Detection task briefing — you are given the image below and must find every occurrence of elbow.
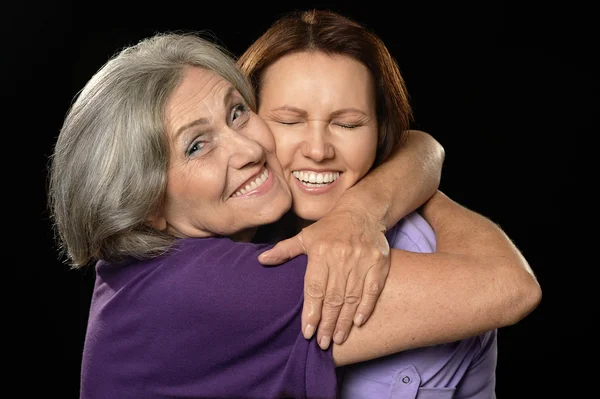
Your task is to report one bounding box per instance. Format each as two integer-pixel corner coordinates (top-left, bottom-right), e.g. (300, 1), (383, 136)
(435, 138), (446, 166)
(408, 129), (445, 168)
(423, 130), (446, 168)
(502, 266), (542, 326)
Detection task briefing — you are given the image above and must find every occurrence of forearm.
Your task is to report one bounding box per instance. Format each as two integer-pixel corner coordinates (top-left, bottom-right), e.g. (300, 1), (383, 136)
(421, 191), (542, 325)
(333, 191), (542, 366)
(332, 130), (445, 230)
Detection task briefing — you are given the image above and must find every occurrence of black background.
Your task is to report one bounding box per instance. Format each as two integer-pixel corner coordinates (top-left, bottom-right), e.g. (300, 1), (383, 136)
(11, 1), (592, 398)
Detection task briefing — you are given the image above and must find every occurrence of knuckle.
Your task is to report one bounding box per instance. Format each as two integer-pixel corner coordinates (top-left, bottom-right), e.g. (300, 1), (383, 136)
(331, 242), (351, 260)
(304, 314), (318, 323)
(336, 313), (354, 327)
(314, 241), (328, 256)
(344, 292), (361, 305)
(323, 292), (345, 308)
(370, 247), (384, 262)
(318, 313), (337, 329)
(365, 280), (382, 296)
(305, 283), (326, 300)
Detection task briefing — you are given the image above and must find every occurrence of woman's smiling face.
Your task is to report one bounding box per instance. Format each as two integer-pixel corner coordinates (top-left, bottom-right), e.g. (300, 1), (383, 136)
(151, 66), (292, 238)
(258, 51), (378, 222)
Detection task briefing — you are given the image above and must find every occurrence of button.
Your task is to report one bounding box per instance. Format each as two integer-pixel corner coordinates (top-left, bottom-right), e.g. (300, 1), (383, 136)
(402, 376), (411, 384)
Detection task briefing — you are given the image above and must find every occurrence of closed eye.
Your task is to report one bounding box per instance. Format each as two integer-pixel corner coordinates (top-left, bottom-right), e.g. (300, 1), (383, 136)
(335, 123), (360, 129)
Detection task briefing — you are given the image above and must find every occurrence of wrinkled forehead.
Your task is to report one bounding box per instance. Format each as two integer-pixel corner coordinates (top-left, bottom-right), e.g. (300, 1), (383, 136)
(165, 67), (235, 136)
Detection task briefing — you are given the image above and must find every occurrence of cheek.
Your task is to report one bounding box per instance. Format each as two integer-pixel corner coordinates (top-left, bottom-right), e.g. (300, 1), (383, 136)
(269, 128), (295, 169)
(343, 132), (378, 174)
(249, 117), (276, 153)
(247, 116), (276, 153)
(164, 164), (189, 201)
(169, 161), (225, 204)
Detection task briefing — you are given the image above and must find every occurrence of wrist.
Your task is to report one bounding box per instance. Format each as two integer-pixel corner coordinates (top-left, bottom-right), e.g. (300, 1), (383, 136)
(333, 184), (390, 230)
(420, 191), (451, 230)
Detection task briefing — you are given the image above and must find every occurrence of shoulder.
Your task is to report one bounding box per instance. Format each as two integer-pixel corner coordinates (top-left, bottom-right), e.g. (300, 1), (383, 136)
(95, 237), (309, 315)
(386, 211), (437, 253)
(91, 236), (310, 355)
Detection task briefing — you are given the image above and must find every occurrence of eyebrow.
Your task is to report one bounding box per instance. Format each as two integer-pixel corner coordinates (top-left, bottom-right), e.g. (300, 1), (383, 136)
(270, 106), (308, 117)
(174, 85), (236, 139)
(330, 108), (369, 118)
(270, 106), (367, 118)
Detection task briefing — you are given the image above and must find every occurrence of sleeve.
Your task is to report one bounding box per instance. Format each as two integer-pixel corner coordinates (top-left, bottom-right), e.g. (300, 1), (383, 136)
(453, 330), (498, 399)
(386, 211), (436, 253)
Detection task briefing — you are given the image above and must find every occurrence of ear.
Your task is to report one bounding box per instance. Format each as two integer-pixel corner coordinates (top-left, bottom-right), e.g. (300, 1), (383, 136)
(146, 212), (168, 231)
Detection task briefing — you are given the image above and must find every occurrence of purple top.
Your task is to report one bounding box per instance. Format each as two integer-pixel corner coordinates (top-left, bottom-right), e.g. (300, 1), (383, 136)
(338, 211), (498, 399)
(80, 238), (337, 398)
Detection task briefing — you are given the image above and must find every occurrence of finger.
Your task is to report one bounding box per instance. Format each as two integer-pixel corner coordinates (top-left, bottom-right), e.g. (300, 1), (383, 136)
(332, 271), (362, 345)
(315, 268), (346, 350)
(301, 256), (328, 342)
(354, 232), (390, 326)
(354, 256), (389, 327)
(258, 232), (306, 265)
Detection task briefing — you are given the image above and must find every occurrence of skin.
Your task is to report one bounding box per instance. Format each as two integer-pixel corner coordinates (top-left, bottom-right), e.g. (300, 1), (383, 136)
(149, 67), (292, 238)
(258, 52), (379, 227)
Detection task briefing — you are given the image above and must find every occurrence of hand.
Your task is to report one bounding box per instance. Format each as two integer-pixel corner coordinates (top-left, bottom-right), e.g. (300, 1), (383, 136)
(258, 209), (391, 350)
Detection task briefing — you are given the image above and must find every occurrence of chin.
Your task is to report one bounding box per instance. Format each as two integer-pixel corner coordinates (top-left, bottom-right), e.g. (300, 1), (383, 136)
(292, 205), (328, 223)
(262, 196), (292, 224)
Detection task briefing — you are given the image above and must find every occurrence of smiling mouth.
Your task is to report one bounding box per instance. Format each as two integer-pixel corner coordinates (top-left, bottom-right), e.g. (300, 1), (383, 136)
(292, 170), (340, 187)
(231, 168), (269, 197)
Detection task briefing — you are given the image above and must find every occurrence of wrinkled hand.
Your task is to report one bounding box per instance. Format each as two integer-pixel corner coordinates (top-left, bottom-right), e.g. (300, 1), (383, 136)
(258, 209), (391, 350)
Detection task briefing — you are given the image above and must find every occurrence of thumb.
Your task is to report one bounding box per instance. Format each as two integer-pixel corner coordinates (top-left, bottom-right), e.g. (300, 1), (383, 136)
(258, 232), (306, 265)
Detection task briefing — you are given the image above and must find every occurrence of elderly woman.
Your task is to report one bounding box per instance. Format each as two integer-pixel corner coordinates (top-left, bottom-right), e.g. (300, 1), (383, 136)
(48, 32), (540, 398)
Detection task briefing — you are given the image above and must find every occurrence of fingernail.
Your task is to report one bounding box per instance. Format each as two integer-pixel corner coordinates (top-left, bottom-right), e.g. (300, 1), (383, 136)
(304, 324), (315, 339)
(333, 330), (345, 344)
(319, 336), (331, 350)
(354, 314), (364, 327)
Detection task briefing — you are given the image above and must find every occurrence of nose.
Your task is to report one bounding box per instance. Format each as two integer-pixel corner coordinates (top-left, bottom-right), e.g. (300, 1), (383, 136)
(300, 122), (334, 162)
(225, 127), (265, 170)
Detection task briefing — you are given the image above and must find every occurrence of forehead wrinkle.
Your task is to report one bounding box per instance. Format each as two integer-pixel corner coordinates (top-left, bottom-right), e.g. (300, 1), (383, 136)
(174, 74), (221, 120)
(167, 72), (234, 139)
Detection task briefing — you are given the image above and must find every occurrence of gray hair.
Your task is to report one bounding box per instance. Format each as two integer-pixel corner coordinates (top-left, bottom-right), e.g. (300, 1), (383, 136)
(48, 32), (256, 269)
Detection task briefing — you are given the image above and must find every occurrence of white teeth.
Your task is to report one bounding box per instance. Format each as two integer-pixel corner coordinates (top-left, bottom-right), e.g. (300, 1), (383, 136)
(231, 169), (269, 197)
(292, 171), (340, 187)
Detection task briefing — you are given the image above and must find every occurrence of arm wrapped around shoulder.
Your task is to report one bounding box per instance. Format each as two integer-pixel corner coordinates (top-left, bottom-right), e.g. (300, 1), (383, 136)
(331, 191), (542, 367)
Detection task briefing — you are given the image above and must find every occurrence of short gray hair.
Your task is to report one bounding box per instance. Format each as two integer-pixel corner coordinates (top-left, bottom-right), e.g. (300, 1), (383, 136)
(48, 32), (256, 269)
